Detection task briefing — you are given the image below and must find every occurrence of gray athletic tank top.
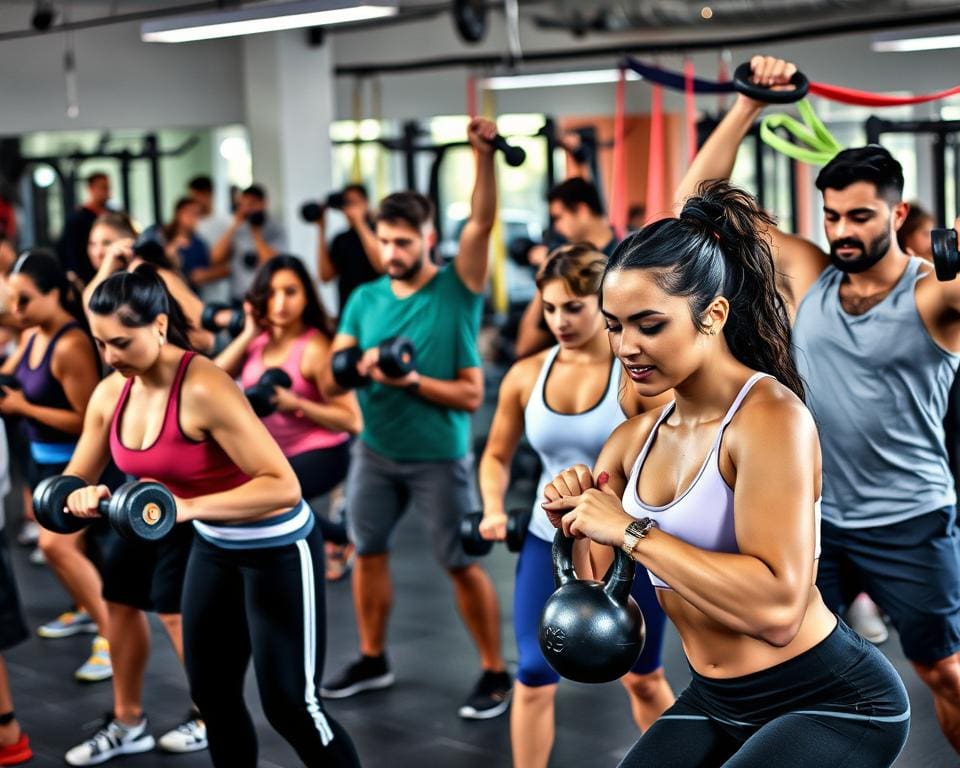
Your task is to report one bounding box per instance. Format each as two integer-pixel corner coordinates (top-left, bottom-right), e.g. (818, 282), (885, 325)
(793, 257), (959, 528)
(525, 346), (626, 543)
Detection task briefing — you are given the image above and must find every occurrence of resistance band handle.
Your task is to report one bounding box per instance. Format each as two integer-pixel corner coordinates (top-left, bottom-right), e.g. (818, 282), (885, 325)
(759, 100), (844, 166)
(732, 62), (809, 104)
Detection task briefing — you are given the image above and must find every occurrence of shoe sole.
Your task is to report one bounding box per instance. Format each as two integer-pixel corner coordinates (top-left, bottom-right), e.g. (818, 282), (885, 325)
(75, 671), (114, 683)
(458, 696), (512, 721)
(320, 672), (395, 699)
(38, 626), (98, 639)
(157, 740), (208, 754)
(65, 736), (155, 766)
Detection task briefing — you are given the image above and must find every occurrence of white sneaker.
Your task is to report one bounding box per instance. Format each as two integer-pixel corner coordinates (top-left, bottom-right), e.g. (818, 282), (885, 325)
(65, 715), (155, 766)
(28, 547), (46, 566)
(847, 593), (889, 644)
(157, 713), (207, 754)
(16, 521), (39, 546)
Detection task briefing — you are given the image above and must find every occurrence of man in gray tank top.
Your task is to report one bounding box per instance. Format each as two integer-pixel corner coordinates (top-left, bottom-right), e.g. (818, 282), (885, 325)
(675, 54), (960, 755)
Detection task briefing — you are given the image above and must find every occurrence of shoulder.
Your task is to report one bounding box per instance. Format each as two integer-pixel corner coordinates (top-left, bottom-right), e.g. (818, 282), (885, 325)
(181, 353), (243, 409)
(443, 262), (482, 297)
(53, 328), (96, 364)
(726, 377), (817, 452)
(504, 350), (549, 396)
(303, 329), (333, 358)
(604, 405), (670, 468)
(88, 371), (127, 419)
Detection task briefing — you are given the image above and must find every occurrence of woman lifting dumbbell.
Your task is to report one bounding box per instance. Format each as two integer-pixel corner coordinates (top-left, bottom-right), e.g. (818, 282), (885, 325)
(542, 182), (909, 767)
(215, 255), (361, 579)
(478, 244), (675, 768)
(57, 265), (360, 767)
(0, 250), (111, 684)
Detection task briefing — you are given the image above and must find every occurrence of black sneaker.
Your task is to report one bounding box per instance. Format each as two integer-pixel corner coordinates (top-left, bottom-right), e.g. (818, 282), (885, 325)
(458, 670), (512, 720)
(320, 655), (395, 699)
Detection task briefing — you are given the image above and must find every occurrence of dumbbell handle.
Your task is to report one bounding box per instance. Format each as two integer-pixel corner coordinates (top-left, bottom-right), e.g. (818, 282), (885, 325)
(489, 135), (526, 167)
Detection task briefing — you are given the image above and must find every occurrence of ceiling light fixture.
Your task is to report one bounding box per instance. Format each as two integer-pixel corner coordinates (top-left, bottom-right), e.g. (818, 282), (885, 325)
(483, 69), (641, 90)
(141, 0), (397, 43)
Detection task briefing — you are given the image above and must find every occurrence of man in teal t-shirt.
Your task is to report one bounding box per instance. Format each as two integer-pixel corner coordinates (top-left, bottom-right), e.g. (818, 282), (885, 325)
(321, 117), (511, 720)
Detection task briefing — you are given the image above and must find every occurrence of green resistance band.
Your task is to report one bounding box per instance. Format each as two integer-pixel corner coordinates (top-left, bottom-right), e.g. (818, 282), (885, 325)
(759, 99), (844, 166)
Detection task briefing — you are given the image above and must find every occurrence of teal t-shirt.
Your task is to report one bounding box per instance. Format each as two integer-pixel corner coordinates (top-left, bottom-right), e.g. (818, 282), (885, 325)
(338, 264), (483, 461)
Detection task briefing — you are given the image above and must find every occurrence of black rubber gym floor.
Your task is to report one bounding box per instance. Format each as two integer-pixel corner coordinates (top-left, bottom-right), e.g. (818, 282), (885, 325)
(3, 374), (957, 766)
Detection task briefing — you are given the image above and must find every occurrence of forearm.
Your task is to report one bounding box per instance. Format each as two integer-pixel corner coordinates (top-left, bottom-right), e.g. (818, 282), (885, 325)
(213, 329), (255, 376)
(179, 473), (300, 523)
(635, 529), (803, 644)
(211, 230), (235, 265)
(293, 397), (361, 435)
(516, 294), (552, 358)
(318, 234), (337, 282)
(189, 262), (231, 286)
(355, 222), (385, 273)
(478, 454), (511, 516)
(470, 151), (497, 232)
(19, 403), (84, 436)
(675, 98), (762, 212)
(414, 375), (482, 412)
(253, 234), (278, 263)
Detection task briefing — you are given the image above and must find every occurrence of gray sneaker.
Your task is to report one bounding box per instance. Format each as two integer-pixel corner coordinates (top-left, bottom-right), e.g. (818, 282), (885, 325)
(65, 715), (155, 766)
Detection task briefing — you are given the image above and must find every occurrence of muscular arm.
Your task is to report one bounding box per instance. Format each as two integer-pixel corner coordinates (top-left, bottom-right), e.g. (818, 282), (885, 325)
(455, 118), (498, 294)
(317, 221), (337, 283)
(294, 334), (362, 434)
(63, 378), (119, 484)
(177, 360), (301, 523)
(478, 363), (529, 520)
(320, 332), (358, 399)
(515, 293), (554, 359)
(412, 367), (483, 412)
(210, 223), (237, 266)
(353, 218), (385, 274)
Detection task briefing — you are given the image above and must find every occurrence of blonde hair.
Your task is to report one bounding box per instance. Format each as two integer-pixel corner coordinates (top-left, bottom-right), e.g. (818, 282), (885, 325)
(535, 242), (606, 297)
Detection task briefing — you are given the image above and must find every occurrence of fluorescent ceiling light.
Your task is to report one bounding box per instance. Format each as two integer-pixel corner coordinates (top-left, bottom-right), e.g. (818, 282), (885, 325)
(142, 0), (396, 43)
(871, 27), (960, 53)
(483, 69), (642, 90)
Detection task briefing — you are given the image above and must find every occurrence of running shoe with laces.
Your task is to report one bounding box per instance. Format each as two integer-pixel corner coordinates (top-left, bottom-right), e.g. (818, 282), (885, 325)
(0, 733), (32, 766)
(458, 670), (512, 720)
(65, 714), (155, 766)
(320, 655), (395, 699)
(38, 610), (98, 639)
(157, 711), (207, 754)
(75, 636), (112, 683)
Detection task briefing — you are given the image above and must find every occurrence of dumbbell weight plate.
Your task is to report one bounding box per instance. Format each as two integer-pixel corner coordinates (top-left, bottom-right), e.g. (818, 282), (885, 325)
(108, 481), (177, 542)
(505, 508), (532, 553)
(933, 228), (959, 282)
(460, 511), (494, 557)
(245, 384), (276, 418)
(332, 347), (370, 390)
(33, 475), (88, 535)
(378, 337), (416, 379)
(260, 368), (293, 390)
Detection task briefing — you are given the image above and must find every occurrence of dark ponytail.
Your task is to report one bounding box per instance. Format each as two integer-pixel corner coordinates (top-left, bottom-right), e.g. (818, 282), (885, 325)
(88, 264), (194, 350)
(12, 248), (88, 330)
(604, 180), (804, 401)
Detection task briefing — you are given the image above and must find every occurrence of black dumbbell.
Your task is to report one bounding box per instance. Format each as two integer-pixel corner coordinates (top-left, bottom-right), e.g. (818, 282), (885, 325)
(301, 192), (347, 223)
(246, 210), (266, 228)
(460, 508), (532, 556)
(489, 135), (526, 167)
(245, 368), (293, 418)
(331, 346), (369, 390)
(0, 374), (21, 396)
(377, 336), (416, 379)
(508, 236), (539, 267)
(933, 228), (959, 282)
(33, 475), (177, 542)
(201, 302), (245, 337)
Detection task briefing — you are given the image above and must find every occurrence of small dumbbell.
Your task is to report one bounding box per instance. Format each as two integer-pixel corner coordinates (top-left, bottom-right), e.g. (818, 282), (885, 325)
(201, 302), (245, 337)
(33, 475), (177, 542)
(933, 228), (959, 282)
(331, 346), (369, 390)
(460, 508), (533, 556)
(331, 336), (416, 390)
(0, 374), (21, 396)
(245, 368), (293, 418)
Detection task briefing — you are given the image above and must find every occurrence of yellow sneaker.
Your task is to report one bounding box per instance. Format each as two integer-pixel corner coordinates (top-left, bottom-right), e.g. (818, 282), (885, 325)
(75, 636), (113, 682)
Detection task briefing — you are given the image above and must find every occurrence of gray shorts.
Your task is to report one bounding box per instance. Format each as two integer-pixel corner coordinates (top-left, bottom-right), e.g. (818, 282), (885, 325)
(346, 441), (476, 570)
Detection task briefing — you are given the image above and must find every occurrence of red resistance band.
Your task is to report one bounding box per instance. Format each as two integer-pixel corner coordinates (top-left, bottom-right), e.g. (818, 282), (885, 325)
(645, 83), (666, 224)
(807, 81), (960, 107)
(610, 66), (628, 240)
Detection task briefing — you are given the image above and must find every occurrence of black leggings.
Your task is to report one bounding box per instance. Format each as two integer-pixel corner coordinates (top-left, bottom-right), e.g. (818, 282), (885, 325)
(619, 619), (909, 768)
(182, 524), (360, 767)
(289, 442), (351, 545)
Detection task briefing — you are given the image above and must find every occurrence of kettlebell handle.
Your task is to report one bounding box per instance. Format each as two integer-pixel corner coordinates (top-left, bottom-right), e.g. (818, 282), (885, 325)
(551, 530), (637, 602)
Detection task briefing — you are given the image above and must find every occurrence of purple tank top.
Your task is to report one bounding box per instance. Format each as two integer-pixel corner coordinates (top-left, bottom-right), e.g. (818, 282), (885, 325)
(14, 322), (89, 444)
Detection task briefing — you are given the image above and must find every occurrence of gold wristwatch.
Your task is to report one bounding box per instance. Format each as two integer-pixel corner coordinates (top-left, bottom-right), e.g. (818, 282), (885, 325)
(622, 517), (657, 557)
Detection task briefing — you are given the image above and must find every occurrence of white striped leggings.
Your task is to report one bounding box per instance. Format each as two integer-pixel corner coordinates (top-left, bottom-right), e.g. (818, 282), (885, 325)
(182, 524), (360, 767)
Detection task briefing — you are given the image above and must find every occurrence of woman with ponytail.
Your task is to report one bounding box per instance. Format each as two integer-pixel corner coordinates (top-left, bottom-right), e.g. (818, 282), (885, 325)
(541, 182), (910, 767)
(58, 266), (360, 767)
(0, 249), (111, 685)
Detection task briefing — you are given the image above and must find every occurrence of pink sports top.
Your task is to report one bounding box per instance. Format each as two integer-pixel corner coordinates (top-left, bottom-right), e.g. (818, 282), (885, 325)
(623, 373), (821, 590)
(239, 329), (350, 457)
(110, 351), (250, 499)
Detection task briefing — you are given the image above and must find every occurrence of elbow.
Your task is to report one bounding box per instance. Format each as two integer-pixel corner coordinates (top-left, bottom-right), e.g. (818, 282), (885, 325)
(756, 603), (805, 648)
(463, 388), (483, 413)
(280, 469), (302, 508)
(346, 411), (363, 436)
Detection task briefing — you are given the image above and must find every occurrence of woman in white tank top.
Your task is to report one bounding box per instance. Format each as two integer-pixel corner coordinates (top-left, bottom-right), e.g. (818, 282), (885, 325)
(478, 245), (674, 768)
(542, 183), (908, 767)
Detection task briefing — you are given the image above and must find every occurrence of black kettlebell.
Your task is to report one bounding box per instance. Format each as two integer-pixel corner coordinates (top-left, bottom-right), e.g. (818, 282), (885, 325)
(538, 531), (645, 684)
(933, 228), (959, 282)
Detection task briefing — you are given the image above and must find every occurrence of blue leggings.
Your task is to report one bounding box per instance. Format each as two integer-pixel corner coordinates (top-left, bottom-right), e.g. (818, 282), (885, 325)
(514, 533), (667, 687)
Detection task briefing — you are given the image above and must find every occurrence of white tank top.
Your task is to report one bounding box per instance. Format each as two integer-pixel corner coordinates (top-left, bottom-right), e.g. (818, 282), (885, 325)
(524, 346), (626, 542)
